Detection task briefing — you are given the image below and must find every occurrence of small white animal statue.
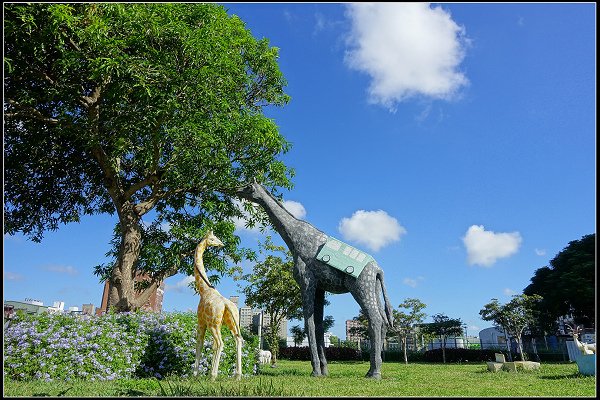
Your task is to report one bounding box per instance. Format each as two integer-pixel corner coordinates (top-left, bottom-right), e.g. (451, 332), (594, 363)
(258, 349), (272, 365)
(567, 324), (596, 355)
(193, 230), (244, 380)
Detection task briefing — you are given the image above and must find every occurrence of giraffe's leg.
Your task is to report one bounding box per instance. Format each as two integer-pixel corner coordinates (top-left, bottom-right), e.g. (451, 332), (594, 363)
(224, 308), (243, 380)
(209, 325), (223, 381)
(315, 287), (329, 376)
(195, 324), (207, 377)
(297, 259), (321, 377)
(234, 332), (243, 380)
(350, 283), (383, 379)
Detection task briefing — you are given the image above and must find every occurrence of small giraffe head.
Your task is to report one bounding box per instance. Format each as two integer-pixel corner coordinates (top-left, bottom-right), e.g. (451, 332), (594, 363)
(204, 230), (224, 248)
(566, 323), (583, 339)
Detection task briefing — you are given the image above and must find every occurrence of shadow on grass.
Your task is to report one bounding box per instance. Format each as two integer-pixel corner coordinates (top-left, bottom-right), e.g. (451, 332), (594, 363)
(33, 386), (72, 397)
(116, 388), (149, 396)
(539, 373), (591, 380)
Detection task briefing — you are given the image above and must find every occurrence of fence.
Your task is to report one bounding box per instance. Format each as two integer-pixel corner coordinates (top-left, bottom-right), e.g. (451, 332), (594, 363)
(349, 336), (574, 363)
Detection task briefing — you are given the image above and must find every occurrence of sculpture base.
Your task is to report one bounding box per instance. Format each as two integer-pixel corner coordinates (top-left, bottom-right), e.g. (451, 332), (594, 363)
(487, 361), (540, 372)
(576, 354), (596, 376)
(502, 361), (541, 372)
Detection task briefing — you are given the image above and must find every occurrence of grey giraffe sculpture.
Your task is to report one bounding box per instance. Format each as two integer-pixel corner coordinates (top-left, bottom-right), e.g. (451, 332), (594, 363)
(236, 181), (394, 378)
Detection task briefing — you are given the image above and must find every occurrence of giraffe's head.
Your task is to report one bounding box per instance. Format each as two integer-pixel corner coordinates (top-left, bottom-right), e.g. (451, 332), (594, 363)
(236, 180), (262, 202)
(204, 230), (224, 248)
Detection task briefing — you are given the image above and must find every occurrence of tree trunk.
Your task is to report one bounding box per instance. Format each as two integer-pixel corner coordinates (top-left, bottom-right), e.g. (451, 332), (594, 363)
(403, 336), (408, 364)
(516, 335), (526, 361)
(107, 206), (142, 312)
(532, 337), (540, 361)
(442, 336), (446, 363)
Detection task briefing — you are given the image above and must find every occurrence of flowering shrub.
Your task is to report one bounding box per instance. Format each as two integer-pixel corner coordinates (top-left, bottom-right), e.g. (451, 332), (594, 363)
(3, 311), (258, 381)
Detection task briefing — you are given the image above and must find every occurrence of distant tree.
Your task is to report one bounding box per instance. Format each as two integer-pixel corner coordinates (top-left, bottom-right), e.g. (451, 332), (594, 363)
(237, 237), (303, 366)
(291, 324), (305, 347)
(390, 298), (427, 364)
(328, 335), (341, 347)
(4, 3), (292, 312)
(420, 313), (463, 364)
(290, 315), (334, 347)
(524, 234), (595, 327)
(479, 294), (543, 361)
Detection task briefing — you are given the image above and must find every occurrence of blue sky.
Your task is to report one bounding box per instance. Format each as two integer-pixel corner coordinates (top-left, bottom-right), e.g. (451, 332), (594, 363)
(3, 3), (596, 341)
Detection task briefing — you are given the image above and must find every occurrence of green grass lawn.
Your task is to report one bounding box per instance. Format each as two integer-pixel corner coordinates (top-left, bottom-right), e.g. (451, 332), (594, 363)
(3, 360), (596, 397)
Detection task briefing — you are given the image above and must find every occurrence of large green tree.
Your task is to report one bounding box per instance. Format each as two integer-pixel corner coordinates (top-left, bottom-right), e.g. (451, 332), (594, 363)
(390, 298), (427, 364)
(523, 234), (595, 328)
(479, 294), (543, 361)
(4, 3), (293, 311)
(237, 237), (303, 366)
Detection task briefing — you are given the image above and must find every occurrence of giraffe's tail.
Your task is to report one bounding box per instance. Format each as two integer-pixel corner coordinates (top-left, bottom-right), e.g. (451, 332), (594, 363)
(376, 270), (394, 328)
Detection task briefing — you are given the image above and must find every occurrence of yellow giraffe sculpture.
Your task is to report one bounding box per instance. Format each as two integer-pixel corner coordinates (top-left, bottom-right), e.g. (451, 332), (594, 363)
(193, 230), (243, 380)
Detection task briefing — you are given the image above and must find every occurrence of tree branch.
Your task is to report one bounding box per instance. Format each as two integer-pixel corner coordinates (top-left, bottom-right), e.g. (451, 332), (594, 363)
(134, 187), (189, 216)
(132, 265), (179, 309)
(4, 98), (59, 125)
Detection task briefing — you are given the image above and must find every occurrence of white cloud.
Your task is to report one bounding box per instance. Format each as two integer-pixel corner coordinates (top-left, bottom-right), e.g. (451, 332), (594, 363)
(165, 275), (195, 293)
(4, 271), (24, 281)
(403, 278), (418, 288)
(503, 288), (517, 296)
(283, 200), (306, 220)
(462, 225), (522, 267)
(534, 248), (546, 256)
(344, 3), (469, 110)
(338, 210), (406, 252)
(42, 264), (78, 276)
(403, 276), (424, 288)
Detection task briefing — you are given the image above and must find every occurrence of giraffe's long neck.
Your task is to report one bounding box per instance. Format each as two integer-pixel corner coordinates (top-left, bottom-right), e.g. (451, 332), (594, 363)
(194, 239), (214, 295)
(573, 335), (586, 351)
(253, 185), (303, 252)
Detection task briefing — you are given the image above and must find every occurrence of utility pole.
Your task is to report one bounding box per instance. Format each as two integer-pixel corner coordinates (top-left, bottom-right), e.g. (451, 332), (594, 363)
(258, 310), (263, 350)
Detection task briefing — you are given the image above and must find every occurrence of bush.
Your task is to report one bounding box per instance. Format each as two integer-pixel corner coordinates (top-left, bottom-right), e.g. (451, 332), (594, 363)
(278, 346), (362, 361)
(3, 311), (258, 381)
(423, 348), (503, 363)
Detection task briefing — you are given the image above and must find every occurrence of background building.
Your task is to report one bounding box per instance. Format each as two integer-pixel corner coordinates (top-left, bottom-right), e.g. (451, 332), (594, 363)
(238, 304), (287, 339)
(346, 319), (363, 343)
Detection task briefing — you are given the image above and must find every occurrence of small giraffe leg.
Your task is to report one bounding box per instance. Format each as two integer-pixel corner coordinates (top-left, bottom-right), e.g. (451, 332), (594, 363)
(194, 325), (206, 377)
(234, 333), (243, 380)
(210, 326), (223, 381)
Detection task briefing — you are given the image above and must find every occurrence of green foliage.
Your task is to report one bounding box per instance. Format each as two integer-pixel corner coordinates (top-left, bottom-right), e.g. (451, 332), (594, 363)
(390, 298), (427, 363)
(479, 294), (543, 361)
(237, 236), (303, 362)
(157, 377), (287, 397)
(289, 315), (334, 347)
(419, 313), (464, 363)
(524, 233), (595, 327)
(3, 311), (258, 381)
(290, 324), (305, 346)
(420, 313), (464, 339)
(4, 3), (294, 310)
